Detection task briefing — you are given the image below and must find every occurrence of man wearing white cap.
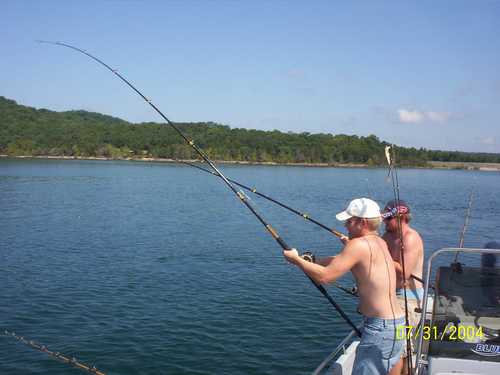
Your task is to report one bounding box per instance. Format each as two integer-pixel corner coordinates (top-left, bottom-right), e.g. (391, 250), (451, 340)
(283, 198), (404, 374)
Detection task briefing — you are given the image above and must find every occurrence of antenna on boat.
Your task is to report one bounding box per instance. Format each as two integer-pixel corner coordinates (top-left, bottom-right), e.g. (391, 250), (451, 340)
(38, 40), (361, 336)
(4, 330), (106, 374)
(385, 145), (414, 374)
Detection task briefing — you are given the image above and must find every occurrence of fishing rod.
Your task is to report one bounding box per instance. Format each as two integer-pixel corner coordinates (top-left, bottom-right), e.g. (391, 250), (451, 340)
(385, 145), (413, 374)
(458, 187), (474, 249)
(4, 330), (106, 375)
(176, 159), (345, 238)
(451, 186), (475, 272)
(179, 159), (424, 285)
(39, 41), (361, 336)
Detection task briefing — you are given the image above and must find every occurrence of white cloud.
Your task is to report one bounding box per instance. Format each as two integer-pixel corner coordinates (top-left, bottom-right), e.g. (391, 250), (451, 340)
(427, 111), (452, 123)
(481, 137), (495, 145)
(398, 109), (424, 124)
(397, 108), (453, 124)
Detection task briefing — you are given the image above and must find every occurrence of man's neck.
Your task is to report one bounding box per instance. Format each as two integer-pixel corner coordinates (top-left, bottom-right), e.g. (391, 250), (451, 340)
(356, 230), (379, 238)
(398, 221), (410, 235)
(388, 221), (409, 237)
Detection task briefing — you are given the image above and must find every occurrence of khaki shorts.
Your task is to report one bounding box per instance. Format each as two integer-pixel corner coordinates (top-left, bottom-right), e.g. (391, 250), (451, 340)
(397, 295), (422, 357)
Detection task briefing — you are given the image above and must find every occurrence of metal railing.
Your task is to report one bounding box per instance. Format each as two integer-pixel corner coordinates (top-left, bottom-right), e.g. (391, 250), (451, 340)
(311, 328), (360, 375)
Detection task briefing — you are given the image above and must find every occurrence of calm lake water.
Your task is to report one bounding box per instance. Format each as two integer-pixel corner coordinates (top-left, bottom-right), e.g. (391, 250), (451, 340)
(1, 159), (499, 375)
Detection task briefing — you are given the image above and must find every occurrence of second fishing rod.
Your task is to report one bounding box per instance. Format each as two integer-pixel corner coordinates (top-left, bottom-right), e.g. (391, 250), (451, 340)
(41, 41), (361, 336)
(179, 159), (424, 285)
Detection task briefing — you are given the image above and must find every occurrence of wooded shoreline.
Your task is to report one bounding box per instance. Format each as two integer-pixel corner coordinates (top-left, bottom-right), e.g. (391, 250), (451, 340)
(3, 97), (500, 168)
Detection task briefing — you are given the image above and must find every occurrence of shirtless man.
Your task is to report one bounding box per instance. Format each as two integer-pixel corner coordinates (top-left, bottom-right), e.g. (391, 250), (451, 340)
(284, 198), (404, 374)
(382, 200), (424, 375)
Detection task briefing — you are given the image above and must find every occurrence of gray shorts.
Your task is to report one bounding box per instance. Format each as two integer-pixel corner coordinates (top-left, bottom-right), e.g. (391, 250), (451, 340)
(352, 316), (405, 374)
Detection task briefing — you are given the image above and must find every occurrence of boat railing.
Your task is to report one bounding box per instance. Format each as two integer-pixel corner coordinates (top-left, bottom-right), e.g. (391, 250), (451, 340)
(311, 327), (361, 375)
(414, 247), (500, 375)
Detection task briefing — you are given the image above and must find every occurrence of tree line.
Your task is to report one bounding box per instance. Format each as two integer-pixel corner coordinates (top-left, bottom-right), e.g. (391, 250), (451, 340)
(1, 96), (499, 166)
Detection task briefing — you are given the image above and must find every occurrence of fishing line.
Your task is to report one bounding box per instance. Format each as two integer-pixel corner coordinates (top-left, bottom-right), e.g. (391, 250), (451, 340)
(364, 178), (375, 201)
(38, 41), (360, 336)
(454, 186), (475, 262)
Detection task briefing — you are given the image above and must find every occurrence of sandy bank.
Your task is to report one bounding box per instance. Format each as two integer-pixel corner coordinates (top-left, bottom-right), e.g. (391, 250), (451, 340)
(2, 155), (500, 171)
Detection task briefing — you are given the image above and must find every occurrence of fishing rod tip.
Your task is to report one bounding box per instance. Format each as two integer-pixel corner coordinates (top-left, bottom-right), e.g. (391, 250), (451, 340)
(35, 39), (59, 45)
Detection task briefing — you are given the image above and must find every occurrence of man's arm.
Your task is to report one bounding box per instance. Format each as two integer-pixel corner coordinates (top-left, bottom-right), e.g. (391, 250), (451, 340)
(315, 256), (336, 267)
(283, 241), (360, 285)
(393, 260), (403, 274)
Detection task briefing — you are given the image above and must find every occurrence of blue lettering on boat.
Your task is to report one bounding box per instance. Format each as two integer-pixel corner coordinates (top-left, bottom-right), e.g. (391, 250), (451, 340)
(471, 344), (500, 357)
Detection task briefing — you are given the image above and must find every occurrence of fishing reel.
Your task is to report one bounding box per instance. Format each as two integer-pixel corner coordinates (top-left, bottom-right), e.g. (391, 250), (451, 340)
(301, 251), (316, 263)
(450, 262), (463, 274)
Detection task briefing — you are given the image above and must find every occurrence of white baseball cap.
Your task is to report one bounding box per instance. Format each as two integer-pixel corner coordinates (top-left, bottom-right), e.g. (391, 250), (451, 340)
(336, 198), (381, 221)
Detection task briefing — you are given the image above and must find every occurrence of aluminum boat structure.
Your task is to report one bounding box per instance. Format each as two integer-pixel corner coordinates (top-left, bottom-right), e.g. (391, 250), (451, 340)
(312, 247), (500, 375)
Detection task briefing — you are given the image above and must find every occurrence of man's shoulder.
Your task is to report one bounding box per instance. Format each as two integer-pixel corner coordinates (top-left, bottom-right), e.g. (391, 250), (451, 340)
(346, 236), (387, 252)
(404, 227), (424, 249)
(346, 236), (367, 246)
(343, 237), (369, 254)
(406, 226), (423, 240)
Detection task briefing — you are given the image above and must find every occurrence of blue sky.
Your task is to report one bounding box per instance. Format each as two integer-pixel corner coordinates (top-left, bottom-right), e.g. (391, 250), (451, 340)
(2, 1), (499, 153)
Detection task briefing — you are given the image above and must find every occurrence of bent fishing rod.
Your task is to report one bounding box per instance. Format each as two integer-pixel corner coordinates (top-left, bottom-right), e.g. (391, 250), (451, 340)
(39, 41), (361, 336)
(179, 158), (423, 285)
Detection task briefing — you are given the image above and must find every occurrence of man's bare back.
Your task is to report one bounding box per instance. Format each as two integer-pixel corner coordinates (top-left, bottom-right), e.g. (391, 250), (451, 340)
(349, 234), (403, 318)
(382, 200), (424, 290)
(383, 227), (424, 290)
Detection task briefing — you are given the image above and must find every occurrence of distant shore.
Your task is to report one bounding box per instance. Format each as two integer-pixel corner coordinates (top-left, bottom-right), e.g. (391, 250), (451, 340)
(427, 160), (500, 171)
(1, 154), (500, 171)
